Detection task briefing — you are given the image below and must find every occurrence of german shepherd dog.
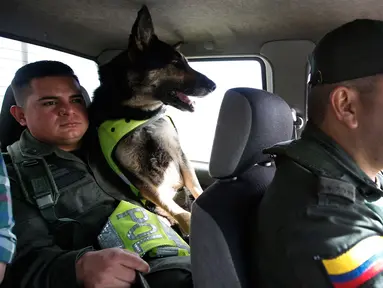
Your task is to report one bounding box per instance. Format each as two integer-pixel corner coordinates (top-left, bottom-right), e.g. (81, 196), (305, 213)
(89, 5), (216, 235)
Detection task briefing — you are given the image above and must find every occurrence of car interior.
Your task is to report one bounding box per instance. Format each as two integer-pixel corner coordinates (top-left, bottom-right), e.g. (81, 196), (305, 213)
(1, 0), (382, 287)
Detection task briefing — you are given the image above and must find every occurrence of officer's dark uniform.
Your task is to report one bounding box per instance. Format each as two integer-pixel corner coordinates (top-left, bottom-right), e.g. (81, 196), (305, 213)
(256, 19), (383, 287)
(3, 128), (192, 288)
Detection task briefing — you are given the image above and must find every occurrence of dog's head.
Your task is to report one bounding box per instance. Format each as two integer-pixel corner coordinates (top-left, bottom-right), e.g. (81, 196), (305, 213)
(99, 5), (216, 112)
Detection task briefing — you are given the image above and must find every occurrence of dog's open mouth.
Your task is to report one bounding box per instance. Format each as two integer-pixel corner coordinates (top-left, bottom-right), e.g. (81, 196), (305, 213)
(169, 91), (195, 112)
(176, 92), (195, 108)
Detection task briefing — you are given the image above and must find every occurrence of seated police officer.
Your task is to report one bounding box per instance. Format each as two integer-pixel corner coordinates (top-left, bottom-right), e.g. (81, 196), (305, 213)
(256, 19), (383, 287)
(2, 60), (192, 288)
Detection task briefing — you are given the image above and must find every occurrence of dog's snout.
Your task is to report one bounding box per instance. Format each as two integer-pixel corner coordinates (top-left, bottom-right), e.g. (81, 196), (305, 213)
(208, 80), (216, 92)
(198, 74), (216, 92)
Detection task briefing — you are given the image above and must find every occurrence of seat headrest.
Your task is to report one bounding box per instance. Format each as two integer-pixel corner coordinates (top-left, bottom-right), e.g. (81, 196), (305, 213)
(0, 84), (92, 151)
(0, 86), (25, 151)
(209, 88), (293, 179)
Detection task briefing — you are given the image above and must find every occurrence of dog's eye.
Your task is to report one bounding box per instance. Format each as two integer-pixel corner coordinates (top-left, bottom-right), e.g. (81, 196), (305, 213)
(172, 59), (183, 67)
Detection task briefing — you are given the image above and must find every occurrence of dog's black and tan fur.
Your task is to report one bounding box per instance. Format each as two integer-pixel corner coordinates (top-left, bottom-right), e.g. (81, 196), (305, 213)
(89, 5), (215, 235)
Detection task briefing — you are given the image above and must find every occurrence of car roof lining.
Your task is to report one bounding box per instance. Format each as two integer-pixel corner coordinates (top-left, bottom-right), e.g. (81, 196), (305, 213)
(2, 0), (383, 59)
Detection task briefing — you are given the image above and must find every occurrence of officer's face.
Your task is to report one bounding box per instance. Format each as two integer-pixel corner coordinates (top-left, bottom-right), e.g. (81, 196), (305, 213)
(332, 75), (383, 174)
(11, 76), (89, 151)
(357, 77), (383, 158)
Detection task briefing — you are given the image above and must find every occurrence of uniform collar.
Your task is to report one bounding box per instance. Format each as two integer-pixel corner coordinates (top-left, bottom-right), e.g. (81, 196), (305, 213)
(303, 122), (383, 201)
(18, 129), (84, 163)
(266, 121), (383, 201)
(301, 122), (378, 187)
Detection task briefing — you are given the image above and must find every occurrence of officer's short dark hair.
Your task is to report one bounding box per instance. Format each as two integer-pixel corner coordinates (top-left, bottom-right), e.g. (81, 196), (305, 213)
(11, 60), (79, 107)
(308, 76), (378, 126)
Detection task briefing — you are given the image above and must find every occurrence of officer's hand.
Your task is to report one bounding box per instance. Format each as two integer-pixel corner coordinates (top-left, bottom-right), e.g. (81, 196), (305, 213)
(76, 248), (150, 288)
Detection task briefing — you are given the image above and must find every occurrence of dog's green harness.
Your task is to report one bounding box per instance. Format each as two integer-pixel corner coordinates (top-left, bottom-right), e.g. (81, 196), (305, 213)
(97, 113), (176, 198)
(97, 114), (190, 258)
(98, 117), (150, 198)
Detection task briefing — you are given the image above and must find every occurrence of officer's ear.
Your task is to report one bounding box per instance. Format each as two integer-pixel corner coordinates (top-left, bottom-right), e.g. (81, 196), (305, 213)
(329, 86), (359, 129)
(10, 105), (27, 126)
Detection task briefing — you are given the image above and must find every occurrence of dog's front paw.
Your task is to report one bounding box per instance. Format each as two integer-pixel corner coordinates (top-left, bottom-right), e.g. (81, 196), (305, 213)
(175, 212), (191, 235)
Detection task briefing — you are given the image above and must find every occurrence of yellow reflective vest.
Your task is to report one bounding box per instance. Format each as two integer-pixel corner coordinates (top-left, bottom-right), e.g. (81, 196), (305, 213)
(97, 115), (189, 257)
(98, 200), (190, 257)
(98, 117), (149, 197)
(98, 115), (176, 197)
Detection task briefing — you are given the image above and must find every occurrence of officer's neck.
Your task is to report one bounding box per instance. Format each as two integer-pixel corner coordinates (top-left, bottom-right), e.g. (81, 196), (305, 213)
(57, 140), (82, 152)
(321, 121), (380, 182)
(350, 154), (379, 182)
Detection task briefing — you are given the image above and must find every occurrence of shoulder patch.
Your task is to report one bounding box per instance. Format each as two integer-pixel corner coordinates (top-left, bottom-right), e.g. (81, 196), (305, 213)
(318, 176), (356, 203)
(322, 235), (383, 287)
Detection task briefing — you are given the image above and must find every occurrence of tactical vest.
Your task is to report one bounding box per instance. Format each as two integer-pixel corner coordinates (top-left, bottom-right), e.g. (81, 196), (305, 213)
(6, 143), (79, 226)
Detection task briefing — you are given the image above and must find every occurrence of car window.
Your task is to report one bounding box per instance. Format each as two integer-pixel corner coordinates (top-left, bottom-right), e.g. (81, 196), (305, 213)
(0, 37), (99, 106)
(166, 59), (264, 163)
(1, 38), (264, 163)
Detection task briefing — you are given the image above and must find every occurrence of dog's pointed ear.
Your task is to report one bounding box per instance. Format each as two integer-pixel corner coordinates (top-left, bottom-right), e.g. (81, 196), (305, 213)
(131, 5), (154, 50)
(173, 41), (184, 51)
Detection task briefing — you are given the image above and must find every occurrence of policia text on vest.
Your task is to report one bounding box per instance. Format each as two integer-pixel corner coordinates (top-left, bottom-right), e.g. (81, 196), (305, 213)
(98, 200), (190, 258)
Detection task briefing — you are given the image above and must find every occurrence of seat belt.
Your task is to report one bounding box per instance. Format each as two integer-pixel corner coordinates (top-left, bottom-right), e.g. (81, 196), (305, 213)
(7, 143), (77, 226)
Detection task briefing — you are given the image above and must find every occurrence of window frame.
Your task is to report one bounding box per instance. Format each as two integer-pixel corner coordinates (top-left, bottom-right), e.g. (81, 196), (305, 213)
(0, 33), (94, 61)
(0, 38), (268, 164)
(0, 36), (100, 107)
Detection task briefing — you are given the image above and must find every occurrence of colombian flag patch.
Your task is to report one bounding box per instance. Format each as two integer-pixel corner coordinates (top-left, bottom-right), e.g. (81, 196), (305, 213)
(322, 235), (383, 287)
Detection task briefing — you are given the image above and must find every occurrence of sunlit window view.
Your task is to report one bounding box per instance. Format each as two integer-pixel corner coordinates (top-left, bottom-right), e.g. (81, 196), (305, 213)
(1, 36), (264, 163)
(167, 60), (264, 162)
(0, 37), (99, 106)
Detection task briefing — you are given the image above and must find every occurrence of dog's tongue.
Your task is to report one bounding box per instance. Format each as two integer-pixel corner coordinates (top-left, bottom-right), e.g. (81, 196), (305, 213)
(176, 92), (191, 104)
(176, 92), (195, 109)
